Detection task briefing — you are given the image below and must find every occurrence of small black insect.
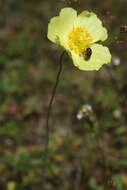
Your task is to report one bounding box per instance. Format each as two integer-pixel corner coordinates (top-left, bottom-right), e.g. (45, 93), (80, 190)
(84, 48), (92, 60)
(120, 25), (127, 33)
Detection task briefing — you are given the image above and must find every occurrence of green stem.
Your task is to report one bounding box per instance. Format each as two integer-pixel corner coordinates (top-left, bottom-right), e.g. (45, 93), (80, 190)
(45, 50), (66, 150)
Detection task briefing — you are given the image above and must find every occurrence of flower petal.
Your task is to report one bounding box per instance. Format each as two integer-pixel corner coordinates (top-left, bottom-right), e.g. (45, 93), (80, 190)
(47, 7), (77, 47)
(70, 44), (111, 71)
(77, 11), (108, 42)
(47, 16), (61, 44)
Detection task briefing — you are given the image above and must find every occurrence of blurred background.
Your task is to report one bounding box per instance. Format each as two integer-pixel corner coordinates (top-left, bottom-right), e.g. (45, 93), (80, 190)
(0, 0), (127, 189)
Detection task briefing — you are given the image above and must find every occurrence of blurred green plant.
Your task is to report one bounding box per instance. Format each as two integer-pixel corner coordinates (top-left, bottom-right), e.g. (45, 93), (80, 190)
(0, 0), (127, 189)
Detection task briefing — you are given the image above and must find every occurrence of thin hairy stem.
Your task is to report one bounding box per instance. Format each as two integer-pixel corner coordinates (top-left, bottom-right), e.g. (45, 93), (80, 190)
(45, 50), (66, 151)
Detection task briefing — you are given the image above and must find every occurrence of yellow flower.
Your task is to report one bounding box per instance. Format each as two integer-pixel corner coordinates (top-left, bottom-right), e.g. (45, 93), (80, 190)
(48, 7), (111, 71)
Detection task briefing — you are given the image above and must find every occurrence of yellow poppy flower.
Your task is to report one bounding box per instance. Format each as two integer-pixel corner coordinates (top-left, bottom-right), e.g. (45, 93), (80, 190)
(47, 7), (111, 71)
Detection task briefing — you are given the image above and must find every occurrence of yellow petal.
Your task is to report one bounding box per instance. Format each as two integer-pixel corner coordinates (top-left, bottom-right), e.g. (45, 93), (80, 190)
(47, 7), (77, 48)
(70, 44), (111, 71)
(77, 11), (108, 42)
(47, 16), (61, 44)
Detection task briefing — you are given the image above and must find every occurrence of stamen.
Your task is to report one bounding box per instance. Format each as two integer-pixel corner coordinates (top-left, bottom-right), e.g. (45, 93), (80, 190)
(68, 27), (93, 54)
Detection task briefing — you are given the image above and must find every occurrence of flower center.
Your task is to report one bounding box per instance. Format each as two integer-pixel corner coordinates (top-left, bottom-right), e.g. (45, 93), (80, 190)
(68, 27), (93, 54)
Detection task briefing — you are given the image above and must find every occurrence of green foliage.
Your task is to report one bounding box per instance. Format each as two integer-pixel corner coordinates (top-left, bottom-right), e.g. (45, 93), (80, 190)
(0, 0), (127, 189)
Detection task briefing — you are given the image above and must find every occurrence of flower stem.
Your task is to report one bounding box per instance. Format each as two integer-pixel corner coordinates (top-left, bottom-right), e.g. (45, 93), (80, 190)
(45, 50), (66, 152)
